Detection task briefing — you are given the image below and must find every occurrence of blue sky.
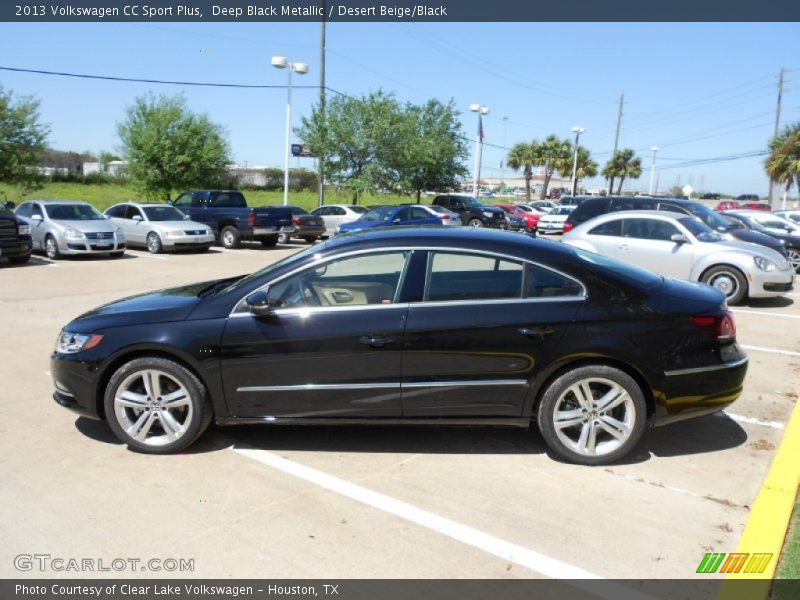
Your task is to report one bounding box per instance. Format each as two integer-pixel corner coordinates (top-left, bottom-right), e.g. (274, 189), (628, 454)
(1, 21), (798, 195)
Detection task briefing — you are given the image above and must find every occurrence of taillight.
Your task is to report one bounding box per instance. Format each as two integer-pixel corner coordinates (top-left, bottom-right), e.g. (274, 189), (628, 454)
(563, 221), (574, 233)
(248, 212), (257, 225)
(691, 313), (736, 341)
(292, 217), (302, 225)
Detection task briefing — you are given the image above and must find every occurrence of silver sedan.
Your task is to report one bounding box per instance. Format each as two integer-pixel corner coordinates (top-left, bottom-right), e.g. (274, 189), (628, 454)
(105, 203), (214, 253)
(15, 200), (126, 260)
(562, 210), (795, 305)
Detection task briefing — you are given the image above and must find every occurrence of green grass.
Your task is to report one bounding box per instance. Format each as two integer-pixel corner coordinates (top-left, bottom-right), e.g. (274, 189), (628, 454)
(777, 497), (800, 579)
(2, 182), (419, 212)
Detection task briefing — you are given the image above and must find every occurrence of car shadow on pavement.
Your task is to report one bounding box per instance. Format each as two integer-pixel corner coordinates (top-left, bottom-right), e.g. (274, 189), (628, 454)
(739, 296), (794, 309)
(1, 256), (53, 268)
(74, 412), (748, 464)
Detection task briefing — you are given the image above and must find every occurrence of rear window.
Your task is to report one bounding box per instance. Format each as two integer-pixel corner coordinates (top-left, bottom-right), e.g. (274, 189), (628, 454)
(571, 247), (662, 288)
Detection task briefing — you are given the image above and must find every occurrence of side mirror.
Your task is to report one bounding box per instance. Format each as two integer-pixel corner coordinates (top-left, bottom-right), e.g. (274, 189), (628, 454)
(132, 215), (142, 222)
(31, 214), (43, 222)
(246, 290), (275, 318)
(671, 233), (688, 244)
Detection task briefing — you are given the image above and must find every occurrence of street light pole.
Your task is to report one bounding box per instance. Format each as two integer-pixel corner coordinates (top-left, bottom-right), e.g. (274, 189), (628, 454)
(648, 146), (660, 195)
(469, 104), (489, 198)
(570, 126), (584, 196)
(272, 56), (309, 206)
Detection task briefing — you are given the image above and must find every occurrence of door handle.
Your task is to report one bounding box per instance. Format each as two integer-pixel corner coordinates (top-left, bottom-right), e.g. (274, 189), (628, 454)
(518, 326), (556, 338)
(359, 335), (396, 348)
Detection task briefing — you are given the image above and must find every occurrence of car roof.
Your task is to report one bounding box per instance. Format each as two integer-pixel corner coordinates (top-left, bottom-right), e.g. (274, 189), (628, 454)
(727, 210), (775, 216)
(111, 202), (171, 208)
(584, 210), (690, 222)
(25, 199), (91, 205)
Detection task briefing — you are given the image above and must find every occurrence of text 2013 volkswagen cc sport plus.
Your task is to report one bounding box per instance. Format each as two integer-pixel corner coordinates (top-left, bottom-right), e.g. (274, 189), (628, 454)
(51, 228), (747, 465)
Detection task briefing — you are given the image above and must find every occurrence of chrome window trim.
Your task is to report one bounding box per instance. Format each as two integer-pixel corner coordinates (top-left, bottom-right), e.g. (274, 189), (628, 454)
(229, 245), (587, 318)
(664, 356), (748, 377)
(236, 379), (529, 393)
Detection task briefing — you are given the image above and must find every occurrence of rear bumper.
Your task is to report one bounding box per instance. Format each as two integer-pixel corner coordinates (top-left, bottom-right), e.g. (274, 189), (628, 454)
(290, 225), (326, 238)
(651, 355), (748, 426)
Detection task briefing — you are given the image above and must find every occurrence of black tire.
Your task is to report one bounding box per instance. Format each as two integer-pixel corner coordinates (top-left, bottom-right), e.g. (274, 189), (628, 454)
(45, 235), (61, 260)
(536, 365), (647, 466)
(277, 232), (291, 244)
(467, 218), (484, 228)
(146, 231), (163, 254)
(199, 244), (212, 252)
(8, 255), (31, 264)
(220, 226), (241, 249)
(104, 357), (213, 454)
(110, 251), (125, 258)
(303, 236), (318, 244)
(701, 265), (748, 305)
(260, 236), (279, 248)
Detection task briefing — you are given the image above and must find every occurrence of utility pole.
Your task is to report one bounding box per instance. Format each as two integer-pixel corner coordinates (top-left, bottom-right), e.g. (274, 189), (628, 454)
(768, 68), (784, 207)
(609, 93), (624, 193)
(317, 1), (326, 207)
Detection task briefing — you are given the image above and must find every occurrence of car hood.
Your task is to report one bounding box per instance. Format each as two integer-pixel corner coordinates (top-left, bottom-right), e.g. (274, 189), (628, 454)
(51, 219), (117, 233)
(147, 220), (209, 230)
(729, 228), (785, 250)
(66, 280), (216, 332)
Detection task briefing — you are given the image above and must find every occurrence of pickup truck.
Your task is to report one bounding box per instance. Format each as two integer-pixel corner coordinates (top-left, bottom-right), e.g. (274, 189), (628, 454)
(0, 201), (33, 264)
(172, 190), (294, 249)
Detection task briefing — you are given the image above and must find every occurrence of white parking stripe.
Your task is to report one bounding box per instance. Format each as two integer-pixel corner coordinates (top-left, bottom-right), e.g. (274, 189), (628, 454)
(129, 252), (168, 260)
(741, 344), (800, 358)
(233, 448), (632, 587)
(732, 309), (800, 320)
(719, 412), (785, 430)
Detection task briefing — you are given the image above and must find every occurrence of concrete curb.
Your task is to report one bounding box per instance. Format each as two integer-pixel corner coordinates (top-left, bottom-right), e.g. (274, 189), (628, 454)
(719, 394), (800, 597)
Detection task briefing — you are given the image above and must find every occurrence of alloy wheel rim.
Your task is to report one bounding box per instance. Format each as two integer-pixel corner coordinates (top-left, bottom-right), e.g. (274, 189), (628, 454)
(708, 271), (738, 298)
(114, 369), (193, 447)
(552, 377), (635, 456)
(278, 233), (288, 243)
(147, 234), (160, 252)
(46, 238), (57, 258)
(223, 231), (234, 246)
(788, 249), (800, 272)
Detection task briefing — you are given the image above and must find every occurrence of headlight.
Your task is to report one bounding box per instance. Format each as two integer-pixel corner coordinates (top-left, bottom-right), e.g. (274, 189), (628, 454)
(18, 224), (30, 235)
(165, 230), (181, 237)
(754, 256), (777, 272)
(482, 211), (493, 218)
(64, 228), (84, 240)
(56, 331), (104, 354)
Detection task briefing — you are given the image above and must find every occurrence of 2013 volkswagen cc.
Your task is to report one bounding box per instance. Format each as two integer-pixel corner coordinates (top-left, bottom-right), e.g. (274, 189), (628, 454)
(52, 228), (748, 465)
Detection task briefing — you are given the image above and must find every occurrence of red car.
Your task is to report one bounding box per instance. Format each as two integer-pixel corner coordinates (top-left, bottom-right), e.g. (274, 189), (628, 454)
(740, 202), (771, 212)
(715, 201), (741, 212)
(493, 203), (540, 230)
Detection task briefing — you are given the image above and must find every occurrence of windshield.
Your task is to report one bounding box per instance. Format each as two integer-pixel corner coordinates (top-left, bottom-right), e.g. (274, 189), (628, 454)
(45, 204), (105, 221)
(552, 206), (574, 215)
(360, 207), (395, 223)
(752, 216), (797, 230)
(678, 217), (723, 242)
(571, 247), (662, 288)
(686, 203), (740, 232)
(289, 206), (309, 216)
(142, 206), (186, 221)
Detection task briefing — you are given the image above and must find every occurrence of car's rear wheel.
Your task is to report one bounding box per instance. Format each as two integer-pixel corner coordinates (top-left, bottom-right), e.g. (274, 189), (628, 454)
(303, 236), (318, 244)
(787, 248), (800, 273)
(146, 232), (163, 254)
(468, 218), (483, 228)
(45, 235), (61, 260)
(701, 265), (747, 305)
(104, 357), (212, 454)
(220, 226), (241, 249)
(537, 365), (647, 465)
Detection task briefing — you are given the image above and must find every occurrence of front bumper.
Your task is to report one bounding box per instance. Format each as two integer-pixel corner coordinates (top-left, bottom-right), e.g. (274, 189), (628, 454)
(60, 235), (126, 255)
(50, 353), (102, 419)
(162, 232), (215, 249)
(748, 268), (795, 298)
(0, 237), (33, 258)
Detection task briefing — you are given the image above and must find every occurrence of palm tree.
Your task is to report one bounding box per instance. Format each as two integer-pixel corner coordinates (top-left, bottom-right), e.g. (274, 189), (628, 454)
(765, 122), (800, 200)
(507, 141), (542, 202)
(539, 135), (573, 200)
(602, 149), (642, 194)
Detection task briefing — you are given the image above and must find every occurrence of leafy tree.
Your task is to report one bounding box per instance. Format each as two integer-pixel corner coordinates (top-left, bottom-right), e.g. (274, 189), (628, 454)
(602, 149), (642, 194)
(562, 146), (598, 194)
(765, 122), (800, 203)
(117, 93), (230, 200)
(0, 86), (49, 192)
(297, 90), (405, 203)
(397, 99), (468, 203)
(506, 142), (542, 202)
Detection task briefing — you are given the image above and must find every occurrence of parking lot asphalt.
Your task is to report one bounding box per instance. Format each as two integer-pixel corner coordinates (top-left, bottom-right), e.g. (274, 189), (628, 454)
(1, 241), (798, 580)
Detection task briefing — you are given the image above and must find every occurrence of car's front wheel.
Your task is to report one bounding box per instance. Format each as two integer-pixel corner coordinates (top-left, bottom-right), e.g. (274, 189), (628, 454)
(146, 232), (163, 254)
(45, 235), (61, 260)
(701, 265), (747, 305)
(220, 226), (241, 249)
(467, 218), (483, 228)
(787, 248), (800, 273)
(536, 365), (647, 465)
(104, 357), (212, 454)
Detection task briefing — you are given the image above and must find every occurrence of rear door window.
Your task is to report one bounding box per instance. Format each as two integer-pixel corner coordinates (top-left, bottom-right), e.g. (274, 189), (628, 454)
(425, 252), (523, 302)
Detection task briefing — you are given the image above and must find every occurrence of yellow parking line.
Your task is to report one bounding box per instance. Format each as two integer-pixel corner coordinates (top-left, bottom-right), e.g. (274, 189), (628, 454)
(720, 394), (800, 595)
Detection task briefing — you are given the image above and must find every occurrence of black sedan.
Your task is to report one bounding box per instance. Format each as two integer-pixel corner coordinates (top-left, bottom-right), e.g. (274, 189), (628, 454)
(51, 228), (747, 465)
(277, 206), (326, 244)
